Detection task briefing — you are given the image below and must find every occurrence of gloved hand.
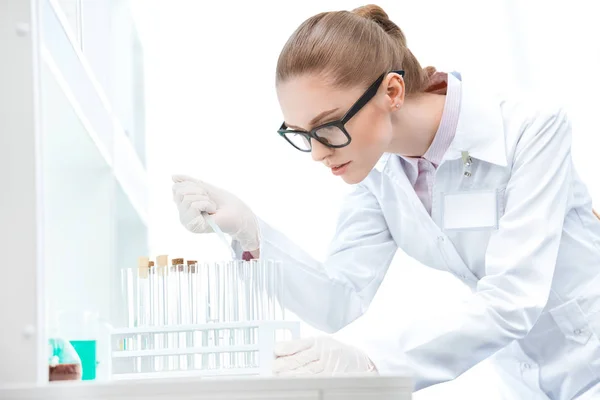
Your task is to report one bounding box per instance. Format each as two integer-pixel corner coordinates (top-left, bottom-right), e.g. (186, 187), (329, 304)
(172, 175), (260, 252)
(272, 336), (378, 376)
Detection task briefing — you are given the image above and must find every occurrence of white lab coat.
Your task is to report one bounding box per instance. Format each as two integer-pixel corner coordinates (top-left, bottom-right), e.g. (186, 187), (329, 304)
(248, 75), (600, 399)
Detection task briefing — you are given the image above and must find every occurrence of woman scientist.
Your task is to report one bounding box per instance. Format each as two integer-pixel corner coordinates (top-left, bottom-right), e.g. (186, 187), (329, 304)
(172, 5), (600, 399)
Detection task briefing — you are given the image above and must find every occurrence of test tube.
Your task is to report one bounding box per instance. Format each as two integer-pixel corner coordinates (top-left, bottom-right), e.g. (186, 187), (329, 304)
(227, 261), (234, 368)
(142, 260), (154, 372)
(251, 259), (260, 368)
(231, 260), (242, 369)
(199, 262), (210, 370)
(166, 261), (174, 370)
(148, 261), (159, 371)
(237, 260), (250, 368)
(187, 260), (197, 369)
(226, 261), (236, 368)
(226, 262), (236, 369)
(207, 260), (220, 369)
(257, 259), (265, 322)
(218, 261), (228, 369)
(168, 258), (181, 370)
(156, 255), (169, 370)
(174, 258), (187, 370)
(267, 260), (275, 321)
(276, 260), (285, 321)
(137, 257), (150, 373)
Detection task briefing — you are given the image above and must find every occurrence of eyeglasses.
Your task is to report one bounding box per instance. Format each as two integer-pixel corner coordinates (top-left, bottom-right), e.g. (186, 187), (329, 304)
(277, 70), (405, 152)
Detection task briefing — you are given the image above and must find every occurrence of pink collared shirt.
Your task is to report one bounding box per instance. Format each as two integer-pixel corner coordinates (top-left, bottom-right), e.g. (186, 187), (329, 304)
(243, 74), (460, 260)
(399, 73), (461, 215)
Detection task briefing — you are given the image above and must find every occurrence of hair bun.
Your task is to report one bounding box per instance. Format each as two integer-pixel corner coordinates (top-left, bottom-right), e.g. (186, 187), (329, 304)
(352, 4), (388, 21)
(352, 4), (407, 47)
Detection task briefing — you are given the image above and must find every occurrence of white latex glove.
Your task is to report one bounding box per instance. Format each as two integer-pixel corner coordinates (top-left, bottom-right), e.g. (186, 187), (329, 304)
(172, 174), (260, 252)
(273, 336), (378, 376)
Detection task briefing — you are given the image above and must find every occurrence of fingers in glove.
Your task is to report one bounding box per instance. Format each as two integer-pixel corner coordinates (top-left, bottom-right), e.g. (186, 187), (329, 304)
(190, 200), (217, 214)
(274, 338), (315, 357)
(172, 175), (220, 195)
(173, 183), (208, 203)
(186, 215), (208, 233)
(274, 361), (325, 376)
(180, 194), (205, 207)
(180, 194), (217, 213)
(272, 353), (319, 375)
(272, 345), (319, 374)
(172, 174), (201, 184)
(172, 181), (207, 195)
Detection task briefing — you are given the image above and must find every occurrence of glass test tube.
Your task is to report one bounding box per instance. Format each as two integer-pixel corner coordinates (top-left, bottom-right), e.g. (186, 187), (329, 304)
(236, 260), (245, 368)
(228, 261), (236, 368)
(166, 262), (175, 370)
(207, 260), (220, 369)
(231, 261), (242, 369)
(173, 258), (187, 370)
(269, 260), (276, 320)
(136, 257), (150, 373)
(250, 259), (259, 368)
(140, 260), (153, 372)
(156, 255), (169, 370)
(273, 260), (287, 342)
(237, 260), (251, 369)
(218, 261), (228, 369)
(187, 260), (197, 369)
(227, 261), (237, 368)
(277, 260), (285, 321)
(200, 262), (209, 370)
(227, 261), (237, 369)
(149, 262), (158, 371)
(166, 259), (177, 370)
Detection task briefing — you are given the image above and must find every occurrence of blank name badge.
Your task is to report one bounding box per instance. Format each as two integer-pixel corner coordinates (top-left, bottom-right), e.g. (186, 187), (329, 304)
(441, 189), (500, 231)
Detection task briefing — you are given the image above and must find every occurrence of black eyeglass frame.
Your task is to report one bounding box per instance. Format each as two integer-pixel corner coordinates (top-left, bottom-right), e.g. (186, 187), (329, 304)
(277, 70), (405, 152)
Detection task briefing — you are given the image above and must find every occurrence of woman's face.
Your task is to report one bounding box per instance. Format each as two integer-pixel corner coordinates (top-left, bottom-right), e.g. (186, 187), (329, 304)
(277, 74), (401, 184)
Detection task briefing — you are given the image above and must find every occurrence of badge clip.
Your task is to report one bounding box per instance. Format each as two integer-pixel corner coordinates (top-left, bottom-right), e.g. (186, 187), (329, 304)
(461, 151), (472, 177)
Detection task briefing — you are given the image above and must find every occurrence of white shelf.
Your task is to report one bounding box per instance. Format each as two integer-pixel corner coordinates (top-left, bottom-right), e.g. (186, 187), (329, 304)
(39, 0), (148, 226)
(37, 0), (149, 344)
(0, 376), (413, 400)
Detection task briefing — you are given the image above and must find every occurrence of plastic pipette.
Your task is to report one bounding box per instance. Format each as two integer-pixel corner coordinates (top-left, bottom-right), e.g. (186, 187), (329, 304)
(202, 212), (237, 260)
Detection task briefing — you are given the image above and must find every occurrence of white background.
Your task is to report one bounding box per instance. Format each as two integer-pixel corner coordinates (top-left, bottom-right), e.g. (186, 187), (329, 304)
(129, 1), (600, 398)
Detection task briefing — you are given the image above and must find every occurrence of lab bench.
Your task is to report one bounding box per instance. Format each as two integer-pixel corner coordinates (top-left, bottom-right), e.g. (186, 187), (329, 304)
(0, 375), (413, 400)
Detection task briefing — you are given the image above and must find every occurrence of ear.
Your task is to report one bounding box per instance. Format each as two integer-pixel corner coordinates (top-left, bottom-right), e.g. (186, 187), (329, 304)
(385, 72), (405, 110)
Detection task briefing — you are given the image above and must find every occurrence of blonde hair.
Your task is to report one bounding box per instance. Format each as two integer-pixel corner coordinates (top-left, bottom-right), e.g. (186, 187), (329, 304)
(276, 4), (429, 94)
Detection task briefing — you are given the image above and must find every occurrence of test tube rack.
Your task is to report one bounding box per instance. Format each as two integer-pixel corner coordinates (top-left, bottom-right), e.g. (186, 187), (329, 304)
(112, 256), (294, 379)
(109, 320), (300, 379)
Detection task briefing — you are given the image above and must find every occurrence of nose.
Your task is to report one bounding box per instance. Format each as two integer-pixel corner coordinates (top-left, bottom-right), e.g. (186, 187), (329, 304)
(311, 139), (334, 162)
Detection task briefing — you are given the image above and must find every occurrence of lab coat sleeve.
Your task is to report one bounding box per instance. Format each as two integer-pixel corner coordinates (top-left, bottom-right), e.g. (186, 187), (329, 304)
(254, 183), (397, 333)
(364, 108), (573, 390)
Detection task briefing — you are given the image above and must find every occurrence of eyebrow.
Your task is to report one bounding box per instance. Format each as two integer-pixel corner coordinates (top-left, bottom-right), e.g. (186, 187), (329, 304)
(285, 108), (340, 131)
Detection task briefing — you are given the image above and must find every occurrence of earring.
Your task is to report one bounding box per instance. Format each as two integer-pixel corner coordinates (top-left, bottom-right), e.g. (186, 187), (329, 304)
(395, 104), (401, 108)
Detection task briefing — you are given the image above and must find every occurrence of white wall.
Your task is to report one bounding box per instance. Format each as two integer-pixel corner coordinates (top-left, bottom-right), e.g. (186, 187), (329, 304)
(130, 1), (600, 398)
(505, 0), (600, 205)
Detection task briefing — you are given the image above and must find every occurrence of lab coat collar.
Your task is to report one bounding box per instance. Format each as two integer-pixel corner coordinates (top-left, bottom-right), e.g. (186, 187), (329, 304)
(373, 73), (508, 173)
(443, 74), (508, 167)
(374, 153), (392, 172)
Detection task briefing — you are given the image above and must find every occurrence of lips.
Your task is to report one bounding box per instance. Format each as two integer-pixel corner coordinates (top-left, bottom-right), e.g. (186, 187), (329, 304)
(330, 162), (350, 169)
(330, 161), (351, 176)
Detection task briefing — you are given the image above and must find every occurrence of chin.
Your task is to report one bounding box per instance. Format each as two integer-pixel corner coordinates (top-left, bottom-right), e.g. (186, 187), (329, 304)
(341, 170), (369, 185)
